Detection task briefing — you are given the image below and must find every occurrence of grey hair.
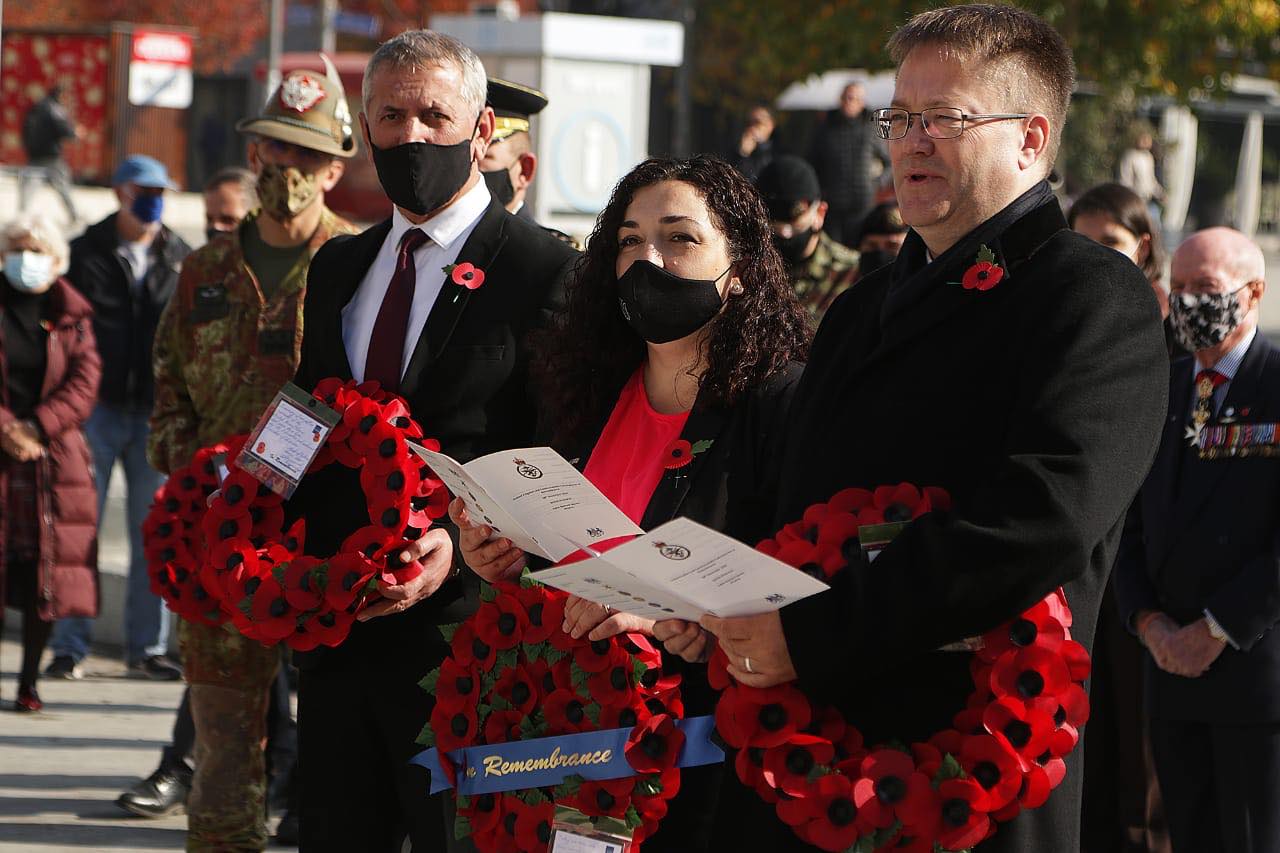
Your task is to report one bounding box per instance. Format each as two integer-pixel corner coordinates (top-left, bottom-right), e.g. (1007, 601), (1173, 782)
(362, 30), (487, 122)
(203, 166), (259, 209)
(1, 212), (70, 277)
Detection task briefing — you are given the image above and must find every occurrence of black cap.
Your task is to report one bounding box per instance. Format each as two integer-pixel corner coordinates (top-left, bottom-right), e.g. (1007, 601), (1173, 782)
(754, 155), (822, 221)
(855, 202), (908, 242)
(487, 77), (548, 143)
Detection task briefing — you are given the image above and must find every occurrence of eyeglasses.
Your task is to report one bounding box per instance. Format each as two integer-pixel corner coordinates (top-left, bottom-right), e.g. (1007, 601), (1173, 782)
(872, 107), (1030, 140)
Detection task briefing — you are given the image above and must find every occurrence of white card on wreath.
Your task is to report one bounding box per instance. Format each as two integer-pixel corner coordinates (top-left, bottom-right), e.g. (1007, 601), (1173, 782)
(532, 517), (830, 621)
(408, 445), (644, 562)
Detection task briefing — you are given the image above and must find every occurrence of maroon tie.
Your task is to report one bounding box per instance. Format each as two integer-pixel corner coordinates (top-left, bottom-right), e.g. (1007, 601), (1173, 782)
(365, 228), (429, 393)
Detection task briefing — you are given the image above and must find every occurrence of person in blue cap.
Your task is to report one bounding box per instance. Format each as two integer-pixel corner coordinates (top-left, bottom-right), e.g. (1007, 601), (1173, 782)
(46, 154), (191, 683)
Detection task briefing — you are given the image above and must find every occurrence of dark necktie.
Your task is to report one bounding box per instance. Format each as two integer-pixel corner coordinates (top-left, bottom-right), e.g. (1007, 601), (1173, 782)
(365, 228), (429, 393)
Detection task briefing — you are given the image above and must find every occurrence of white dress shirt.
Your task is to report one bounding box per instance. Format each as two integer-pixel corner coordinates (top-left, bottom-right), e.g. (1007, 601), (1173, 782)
(1190, 324), (1256, 418)
(342, 180), (491, 382)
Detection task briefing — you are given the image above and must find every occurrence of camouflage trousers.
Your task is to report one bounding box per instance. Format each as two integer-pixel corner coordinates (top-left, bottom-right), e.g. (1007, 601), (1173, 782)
(179, 619), (280, 852)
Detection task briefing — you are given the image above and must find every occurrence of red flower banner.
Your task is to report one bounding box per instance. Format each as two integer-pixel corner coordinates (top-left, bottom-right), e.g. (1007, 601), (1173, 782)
(714, 484), (1091, 852)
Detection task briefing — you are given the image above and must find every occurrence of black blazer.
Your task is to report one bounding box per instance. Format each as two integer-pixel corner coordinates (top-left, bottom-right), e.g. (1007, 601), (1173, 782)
(718, 198), (1169, 853)
(1114, 334), (1280, 723)
(289, 197), (577, 671)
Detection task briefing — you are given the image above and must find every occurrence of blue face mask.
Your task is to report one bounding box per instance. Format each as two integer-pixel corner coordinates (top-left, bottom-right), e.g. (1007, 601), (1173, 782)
(131, 192), (164, 224)
(4, 251), (54, 292)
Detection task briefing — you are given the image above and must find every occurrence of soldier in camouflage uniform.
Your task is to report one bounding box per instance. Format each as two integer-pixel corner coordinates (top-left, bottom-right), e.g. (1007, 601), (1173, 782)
(755, 154), (862, 322)
(148, 58), (358, 852)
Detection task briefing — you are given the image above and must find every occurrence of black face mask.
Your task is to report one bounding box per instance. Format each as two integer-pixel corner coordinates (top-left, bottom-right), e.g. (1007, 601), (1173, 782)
(617, 260), (731, 344)
(772, 228), (814, 265)
(482, 166), (516, 208)
(370, 137), (474, 216)
(858, 249), (896, 278)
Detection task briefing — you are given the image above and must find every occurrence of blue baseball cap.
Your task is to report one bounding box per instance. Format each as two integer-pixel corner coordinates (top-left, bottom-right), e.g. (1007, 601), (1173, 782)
(112, 155), (176, 189)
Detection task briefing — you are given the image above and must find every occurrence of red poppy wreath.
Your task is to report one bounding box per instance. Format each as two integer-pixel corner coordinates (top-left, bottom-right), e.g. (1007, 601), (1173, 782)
(142, 378), (450, 649)
(417, 577), (686, 853)
(713, 484), (1091, 852)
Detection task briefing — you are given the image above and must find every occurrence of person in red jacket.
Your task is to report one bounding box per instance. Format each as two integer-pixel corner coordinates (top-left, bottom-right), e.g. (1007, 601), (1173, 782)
(0, 211), (102, 711)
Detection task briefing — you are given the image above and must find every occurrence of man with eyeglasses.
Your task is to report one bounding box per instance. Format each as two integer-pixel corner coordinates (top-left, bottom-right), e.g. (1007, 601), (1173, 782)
(148, 59), (357, 852)
(692, 7), (1170, 853)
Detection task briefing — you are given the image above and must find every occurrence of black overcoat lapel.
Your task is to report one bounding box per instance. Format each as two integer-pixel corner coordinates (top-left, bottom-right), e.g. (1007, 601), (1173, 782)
(858, 200), (1068, 378)
(639, 402), (730, 531)
(400, 200), (509, 397)
(1173, 334), (1270, 528)
(1145, 358), (1194, 568)
(325, 219), (390, 381)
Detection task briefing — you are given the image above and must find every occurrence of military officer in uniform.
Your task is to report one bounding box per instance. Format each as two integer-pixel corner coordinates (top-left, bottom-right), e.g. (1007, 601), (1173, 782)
(754, 154), (860, 322)
(480, 76), (579, 248)
(148, 56), (358, 852)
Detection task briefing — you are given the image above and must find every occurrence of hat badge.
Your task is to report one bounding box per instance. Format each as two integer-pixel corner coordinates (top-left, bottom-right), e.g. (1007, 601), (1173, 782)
(279, 74), (327, 113)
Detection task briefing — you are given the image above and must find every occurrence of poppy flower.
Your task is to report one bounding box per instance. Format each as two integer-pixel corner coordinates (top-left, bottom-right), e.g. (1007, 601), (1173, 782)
(341, 525), (395, 562)
(816, 510), (861, 554)
(587, 659), (639, 709)
(248, 577), (297, 642)
(983, 696), (1055, 767)
(341, 396), (385, 445)
(763, 734), (835, 797)
(850, 748), (934, 831)
(734, 745), (779, 804)
(323, 553), (377, 611)
(959, 733), (1023, 811)
(872, 482), (933, 524)
(362, 423), (410, 476)
(451, 621), (497, 671)
(715, 683), (812, 749)
(209, 471), (258, 518)
(202, 508), (251, 546)
(794, 773), (868, 851)
(827, 488), (874, 514)
(662, 439), (694, 469)
(572, 636), (629, 674)
(483, 708), (526, 744)
(304, 607), (354, 648)
(634, 766), (680, 818)
(430, 699), (478, 752)
(515, 587), (566, 645)
(990, 645), (1071, 704)
(1060, 639), (1091, 682)
(541, 687), (593, 735)
(435, 657), (480, 713)
(360, 460), (421, 510)
(775, 539), (846, 579)
(207, 536), (259, 579)
(449, 262), (485, 290)
(573, 776), (634, 818)
(521, 658), (555, 699)
(369, 491), (411, 535)
(599, 700), (651, 733)
(458, 792), (503, 837)
(935, 778), (992, 850)
(491, 665), (538, 717)
(143, 513), (185, 549)
(979, 599), (1067, 661)
(407, 486), (450, 529)
(1056, 682), (1090, 728)
(625, 713), (685, 774)
(962, 260), (1004, 291)
(474, 598), (529, 651)
(485, 796), (526, 853)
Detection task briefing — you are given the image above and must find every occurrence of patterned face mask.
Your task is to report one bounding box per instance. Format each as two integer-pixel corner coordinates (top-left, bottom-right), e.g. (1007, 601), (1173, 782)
(1168, 286), (1250, 352)
(256, 164), (321, 221)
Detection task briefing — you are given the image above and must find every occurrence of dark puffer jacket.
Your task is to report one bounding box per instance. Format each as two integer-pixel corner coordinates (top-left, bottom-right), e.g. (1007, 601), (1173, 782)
(0, 279), (102, 619)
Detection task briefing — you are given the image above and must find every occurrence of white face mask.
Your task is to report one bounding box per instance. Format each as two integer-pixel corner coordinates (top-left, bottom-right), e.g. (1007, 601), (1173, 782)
(4, 251), (54, 293)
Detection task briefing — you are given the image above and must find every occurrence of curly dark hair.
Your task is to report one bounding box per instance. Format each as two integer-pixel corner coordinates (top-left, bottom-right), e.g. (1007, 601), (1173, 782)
(535, 155), (811, 448)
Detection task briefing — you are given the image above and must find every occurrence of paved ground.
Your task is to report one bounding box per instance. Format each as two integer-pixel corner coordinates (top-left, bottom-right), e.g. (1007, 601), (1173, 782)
(0, 642), (296, 853)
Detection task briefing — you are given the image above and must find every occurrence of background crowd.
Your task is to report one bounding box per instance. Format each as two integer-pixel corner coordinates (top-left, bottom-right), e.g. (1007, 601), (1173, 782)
(1, 6), (1277, 853)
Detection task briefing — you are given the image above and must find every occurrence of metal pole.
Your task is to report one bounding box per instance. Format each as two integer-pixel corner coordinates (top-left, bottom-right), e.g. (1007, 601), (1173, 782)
(320, 0), (337, 54)
(672, 0), (693, 157)
(267, 0), (284, 100)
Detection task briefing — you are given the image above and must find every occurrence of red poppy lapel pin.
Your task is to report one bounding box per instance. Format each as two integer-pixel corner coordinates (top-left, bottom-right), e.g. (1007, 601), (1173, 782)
(443, 262), (485, 303)
(954, 244), (1005, 292)
(662, 438), (713, 472)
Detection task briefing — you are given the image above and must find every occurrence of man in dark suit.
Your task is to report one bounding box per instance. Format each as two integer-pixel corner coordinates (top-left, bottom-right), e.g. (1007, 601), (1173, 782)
(685, 6), (1169, 852)
(1114, 227), (1277, 853)
(287, 30), (576, 850)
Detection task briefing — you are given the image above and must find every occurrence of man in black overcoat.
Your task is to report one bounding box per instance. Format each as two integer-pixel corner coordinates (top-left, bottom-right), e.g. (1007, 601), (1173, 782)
(1114, 227), (1280, 853)
(692, 6), (1169, 852)
(286, 30), (576, 851)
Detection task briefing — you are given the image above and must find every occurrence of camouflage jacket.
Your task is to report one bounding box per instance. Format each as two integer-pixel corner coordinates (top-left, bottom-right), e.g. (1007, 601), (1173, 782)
(148, 207), (357, 474)
(789, 230), (860, 322)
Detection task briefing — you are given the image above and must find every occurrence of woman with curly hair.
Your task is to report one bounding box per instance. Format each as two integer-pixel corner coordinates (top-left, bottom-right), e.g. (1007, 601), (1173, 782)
(450, 154), (810, 849)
